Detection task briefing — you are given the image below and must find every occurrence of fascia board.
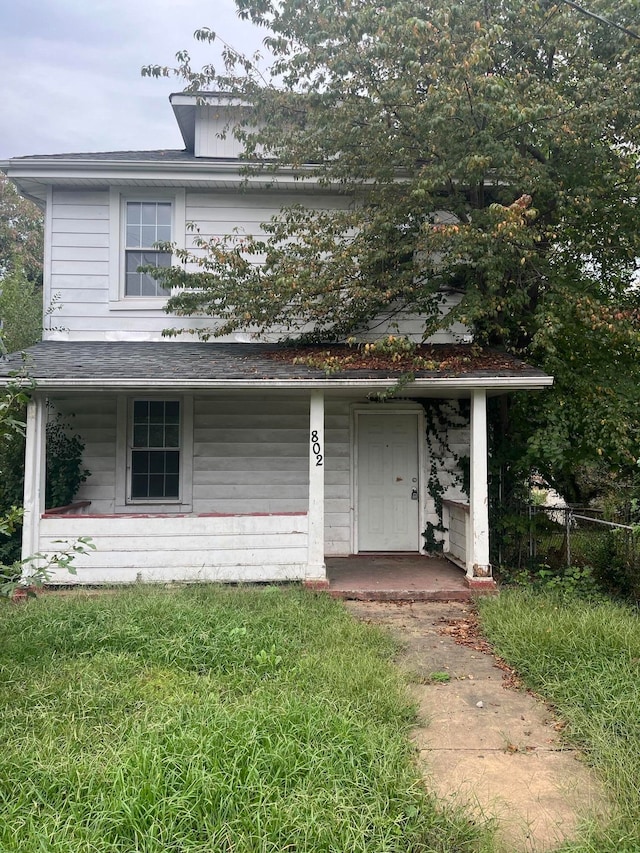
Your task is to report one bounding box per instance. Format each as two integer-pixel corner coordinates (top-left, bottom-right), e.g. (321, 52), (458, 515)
(3, 376), (554, 393)
(0, 160), (334, 191)
(170, 92), (252, 108)
(1, 159), (305, 177)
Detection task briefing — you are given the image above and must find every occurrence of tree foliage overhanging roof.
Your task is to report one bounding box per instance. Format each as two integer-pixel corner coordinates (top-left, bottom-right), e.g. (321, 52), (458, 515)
(145, 0), (640, 488)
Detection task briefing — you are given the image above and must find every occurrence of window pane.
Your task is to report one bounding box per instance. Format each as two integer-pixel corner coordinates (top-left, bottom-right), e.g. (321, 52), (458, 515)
(148, 474), (166, 498)
(156, 225), (171, 243)
(165, 401), (180, 422)
(131, 450), (148, 475)
(127, 202), (141, 224)
(133, 424), (148, 447)
(165, 474), (179, 498)
(149, 401), (165, 422)
(138, 251), (157, 268)
(164, 425), (179, 447)
(141, 225), (157, 247)
(157, 203), (171, 225)
(141, 203), (158, 225)
(125, 272), (141, 297)
(140, 274), (159, 297)
(126, 251), (143, 272)
(131, 474), (148, 499)
(133, 400), (148, 420)
(147, 424), (163, 446)
(149, 452), (165, 474)
(126, 225), (141, 248)
(165, 451), (180, 474)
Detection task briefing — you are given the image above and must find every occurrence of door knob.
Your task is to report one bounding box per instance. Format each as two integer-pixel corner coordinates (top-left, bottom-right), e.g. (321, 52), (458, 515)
(411, 489), (419, 500)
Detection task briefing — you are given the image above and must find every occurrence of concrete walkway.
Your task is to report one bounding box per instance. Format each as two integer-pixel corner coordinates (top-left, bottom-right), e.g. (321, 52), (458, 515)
(345, 600), (608, 853)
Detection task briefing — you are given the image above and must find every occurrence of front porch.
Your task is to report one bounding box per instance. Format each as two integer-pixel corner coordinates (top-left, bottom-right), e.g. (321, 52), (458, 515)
(326, 555), (496, 601)
(21, 385), (497, 587)
(5, 341), (552, 588)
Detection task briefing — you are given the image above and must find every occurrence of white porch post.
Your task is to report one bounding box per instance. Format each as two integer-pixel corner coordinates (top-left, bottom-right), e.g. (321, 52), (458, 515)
(21, 395), (47, 565)
(469, 389), (492, 580)
(306, 390), (327, 586)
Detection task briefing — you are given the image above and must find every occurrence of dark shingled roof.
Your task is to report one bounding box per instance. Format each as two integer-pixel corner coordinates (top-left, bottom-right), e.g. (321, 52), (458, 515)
(0, 341), (549, 384)
(7, 150), (231, 163)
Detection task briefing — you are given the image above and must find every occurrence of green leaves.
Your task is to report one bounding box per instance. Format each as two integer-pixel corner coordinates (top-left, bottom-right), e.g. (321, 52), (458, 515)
(153, 0), (640, 484)
(0, 174), (43, 285)
(45, 413), (90, 510)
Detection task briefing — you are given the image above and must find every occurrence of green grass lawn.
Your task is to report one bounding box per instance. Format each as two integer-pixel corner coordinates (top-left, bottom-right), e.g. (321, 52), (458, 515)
(0, 586), (488, 853)
(478, 589), (640, 853)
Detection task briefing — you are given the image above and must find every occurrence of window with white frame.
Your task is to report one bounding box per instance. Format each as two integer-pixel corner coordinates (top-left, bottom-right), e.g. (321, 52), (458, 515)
(124, 201), (172, 297)
(130, 399), (181, 500)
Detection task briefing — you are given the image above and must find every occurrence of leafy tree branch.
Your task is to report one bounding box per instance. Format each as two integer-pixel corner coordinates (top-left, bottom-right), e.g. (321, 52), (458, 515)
(143, 0), (640, 497)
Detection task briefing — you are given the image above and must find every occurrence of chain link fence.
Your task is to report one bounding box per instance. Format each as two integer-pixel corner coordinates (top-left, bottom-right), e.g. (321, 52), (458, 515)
(492, 503), (640, 600)
(527, 506), (635, 568)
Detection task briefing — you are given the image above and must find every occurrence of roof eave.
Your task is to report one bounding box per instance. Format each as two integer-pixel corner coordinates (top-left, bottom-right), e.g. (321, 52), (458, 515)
(1, 158), (306, 176)
(11, 376), (554, 394)
(0, 158), (334, 199)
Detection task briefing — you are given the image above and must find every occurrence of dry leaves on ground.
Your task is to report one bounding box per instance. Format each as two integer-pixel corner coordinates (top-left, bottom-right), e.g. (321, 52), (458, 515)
(437, 612), (524, 690)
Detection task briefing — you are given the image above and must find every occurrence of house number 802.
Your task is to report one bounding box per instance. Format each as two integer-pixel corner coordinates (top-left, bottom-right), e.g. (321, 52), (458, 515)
(311, 430), (323, 467)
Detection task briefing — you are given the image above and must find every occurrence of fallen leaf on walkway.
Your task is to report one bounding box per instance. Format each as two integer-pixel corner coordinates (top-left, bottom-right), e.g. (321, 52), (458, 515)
(437, 613), (524, 689)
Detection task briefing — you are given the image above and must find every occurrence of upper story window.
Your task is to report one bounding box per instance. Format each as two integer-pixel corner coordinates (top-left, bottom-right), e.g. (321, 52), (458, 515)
(109, 189), (185, 308)
(125, 202), (171, 297)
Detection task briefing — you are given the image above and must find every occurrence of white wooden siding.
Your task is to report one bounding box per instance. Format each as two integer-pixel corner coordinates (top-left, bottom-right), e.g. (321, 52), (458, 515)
(45, 191), (110, 340)
(46, 186), (469, 343)
(358, 293), (471, 344)
(194, 106), (256, 158)
(52, 393), (353, 554)
(38, 514), (309, 584)
(185, 191), (350, 241)
(48, 392), (466, 561)
(443, 501), (469, 569)
(192, 394), (309, 514)
(191, 394), (352, 554)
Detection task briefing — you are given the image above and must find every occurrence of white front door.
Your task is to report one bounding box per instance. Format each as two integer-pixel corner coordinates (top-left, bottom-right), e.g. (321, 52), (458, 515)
(357, 413), (420, 551)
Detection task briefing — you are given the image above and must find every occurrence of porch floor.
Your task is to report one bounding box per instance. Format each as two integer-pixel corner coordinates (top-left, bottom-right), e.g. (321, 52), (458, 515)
(326, 554), (480, 601)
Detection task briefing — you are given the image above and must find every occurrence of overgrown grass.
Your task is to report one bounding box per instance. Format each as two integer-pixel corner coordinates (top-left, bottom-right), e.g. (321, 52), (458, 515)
(478, 589), (640, 852)
(0, 586), (490, 852)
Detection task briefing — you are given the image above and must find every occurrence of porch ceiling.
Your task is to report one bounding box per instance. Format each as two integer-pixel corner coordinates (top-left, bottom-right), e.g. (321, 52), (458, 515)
(0, 341), (552, 395)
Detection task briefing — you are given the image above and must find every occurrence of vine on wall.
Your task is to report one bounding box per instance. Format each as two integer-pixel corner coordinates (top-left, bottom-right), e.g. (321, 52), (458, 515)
(419, 398), (470, 553)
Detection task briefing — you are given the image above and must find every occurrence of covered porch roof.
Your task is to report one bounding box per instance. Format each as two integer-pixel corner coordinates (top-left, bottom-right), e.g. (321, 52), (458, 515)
(0, 341), (552, 394)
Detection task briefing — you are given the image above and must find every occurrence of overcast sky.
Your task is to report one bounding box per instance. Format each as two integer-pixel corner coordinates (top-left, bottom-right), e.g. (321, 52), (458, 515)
(0, 0), (266, 159)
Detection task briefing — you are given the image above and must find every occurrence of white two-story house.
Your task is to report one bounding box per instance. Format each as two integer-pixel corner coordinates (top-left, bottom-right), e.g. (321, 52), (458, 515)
(0, 92), (552, 589)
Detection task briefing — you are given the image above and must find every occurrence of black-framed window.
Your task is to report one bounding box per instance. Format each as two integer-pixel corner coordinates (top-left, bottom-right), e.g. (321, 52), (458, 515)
(130, 400), (180, 500)
(125, 201), (171, 297)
